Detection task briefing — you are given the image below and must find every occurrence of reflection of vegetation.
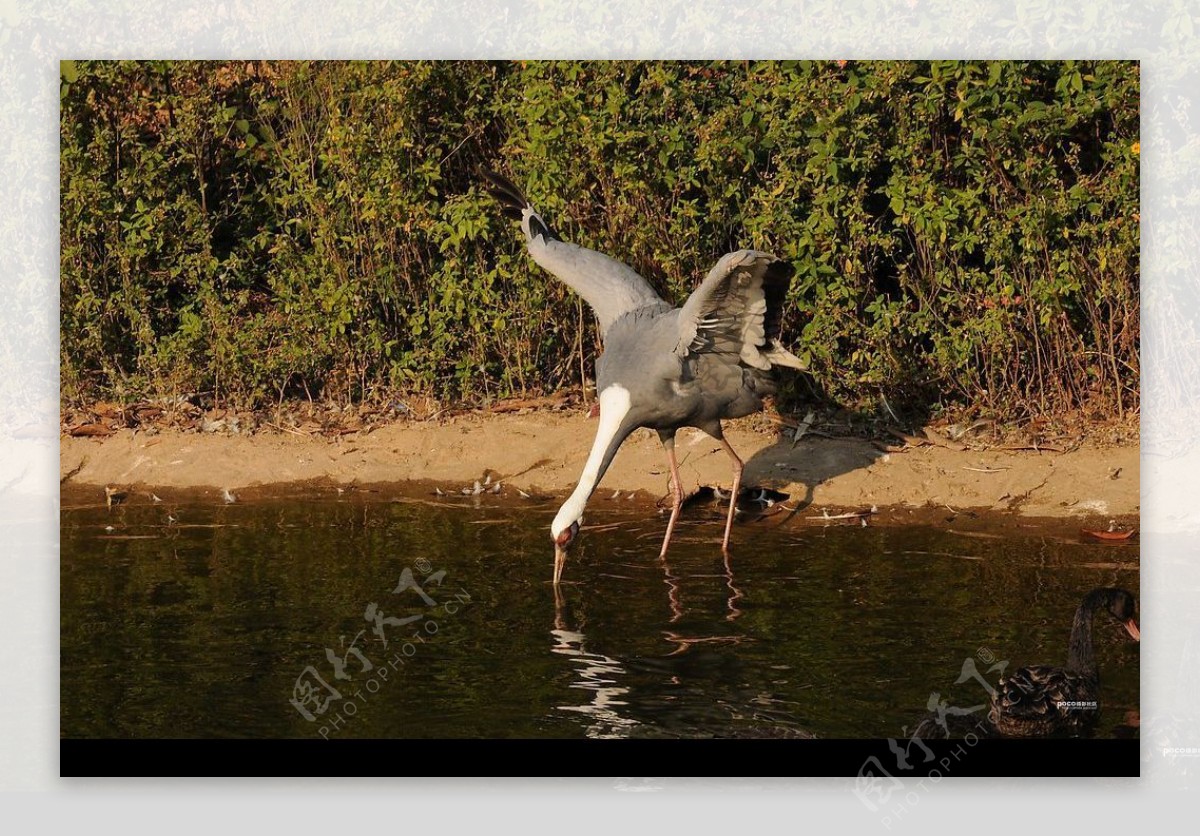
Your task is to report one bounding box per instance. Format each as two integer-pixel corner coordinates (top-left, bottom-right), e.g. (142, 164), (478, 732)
(61, 60), (1138, 420)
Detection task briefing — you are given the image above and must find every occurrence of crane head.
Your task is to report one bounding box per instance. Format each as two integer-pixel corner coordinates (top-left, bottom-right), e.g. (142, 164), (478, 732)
(551, 520), (580, 585)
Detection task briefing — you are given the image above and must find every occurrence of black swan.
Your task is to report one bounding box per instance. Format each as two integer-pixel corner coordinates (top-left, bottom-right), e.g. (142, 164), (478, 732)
(988, 587), (1139, 737)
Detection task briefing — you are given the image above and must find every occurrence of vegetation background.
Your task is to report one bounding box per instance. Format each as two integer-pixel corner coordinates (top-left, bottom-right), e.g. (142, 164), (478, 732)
(59, 60), (1139, 425)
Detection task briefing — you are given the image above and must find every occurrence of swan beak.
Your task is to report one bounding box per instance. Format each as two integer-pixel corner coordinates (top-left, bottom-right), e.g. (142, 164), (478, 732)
(1124, 618), (1140, 642)
(553, 544), (567, 586)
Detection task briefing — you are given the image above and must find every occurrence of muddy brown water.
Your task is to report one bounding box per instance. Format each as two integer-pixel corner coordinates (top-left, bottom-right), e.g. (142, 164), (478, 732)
(61, 488), (1139, 739)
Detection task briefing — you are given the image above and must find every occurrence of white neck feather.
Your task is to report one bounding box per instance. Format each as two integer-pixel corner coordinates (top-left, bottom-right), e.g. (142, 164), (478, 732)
(551, 384), (632, 537)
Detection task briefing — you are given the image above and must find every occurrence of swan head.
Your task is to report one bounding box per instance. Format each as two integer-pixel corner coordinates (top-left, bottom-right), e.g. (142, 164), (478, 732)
(1103, 588), (1140, 641)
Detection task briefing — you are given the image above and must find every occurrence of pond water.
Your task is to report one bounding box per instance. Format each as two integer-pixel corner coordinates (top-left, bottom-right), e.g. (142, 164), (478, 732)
(61, 489), (1139, 739)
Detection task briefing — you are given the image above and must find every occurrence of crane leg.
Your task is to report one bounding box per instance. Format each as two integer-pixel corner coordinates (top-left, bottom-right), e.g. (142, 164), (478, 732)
(658, 432), (684, 559)
(719, 437), (744, 558)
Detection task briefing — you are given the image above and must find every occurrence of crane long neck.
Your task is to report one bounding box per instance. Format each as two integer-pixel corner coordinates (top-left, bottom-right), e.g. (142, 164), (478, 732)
(552, 385), (635, 536)
(1066, 591), (1105, 679)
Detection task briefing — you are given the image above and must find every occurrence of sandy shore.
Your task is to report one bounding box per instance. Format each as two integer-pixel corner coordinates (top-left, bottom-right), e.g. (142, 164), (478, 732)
(59, 410), (1139, 522)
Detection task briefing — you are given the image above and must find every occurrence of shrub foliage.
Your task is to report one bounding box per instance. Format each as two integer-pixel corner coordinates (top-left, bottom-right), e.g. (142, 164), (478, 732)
(61, 60), (1139, 419)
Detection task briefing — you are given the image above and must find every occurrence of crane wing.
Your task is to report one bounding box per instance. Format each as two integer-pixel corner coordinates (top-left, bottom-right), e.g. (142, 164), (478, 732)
(675, 249), (806, 370)
(482, 171), (665, 337)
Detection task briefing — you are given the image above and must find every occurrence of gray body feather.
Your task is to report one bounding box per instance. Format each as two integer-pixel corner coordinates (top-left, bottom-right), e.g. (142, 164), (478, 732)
(481, 169), (804, 439)
(482, 170), (807, 573)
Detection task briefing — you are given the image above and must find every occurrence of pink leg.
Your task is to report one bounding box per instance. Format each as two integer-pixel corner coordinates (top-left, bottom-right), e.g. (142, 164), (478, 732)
(719, 437), (744, 558)
(659, 435), (684, 559)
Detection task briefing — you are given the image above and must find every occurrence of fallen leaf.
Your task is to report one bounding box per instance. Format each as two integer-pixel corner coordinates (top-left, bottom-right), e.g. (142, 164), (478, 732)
(1081, 528), (1137, 541)
(489, 394), (571, 414)
(885, 426), (931, 447)
(67, 423), (114, 437)
(92, 401), (123, 419)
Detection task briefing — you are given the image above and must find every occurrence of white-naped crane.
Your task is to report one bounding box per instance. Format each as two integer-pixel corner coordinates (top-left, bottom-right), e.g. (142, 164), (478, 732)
(482, 171), (807, 585)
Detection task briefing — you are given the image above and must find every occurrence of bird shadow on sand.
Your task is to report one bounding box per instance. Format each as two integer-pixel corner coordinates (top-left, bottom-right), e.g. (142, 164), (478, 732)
(740, 432), (885, 513)
(733, 374), (934, 519)
(666, 428), (887, 534)
(667, 375), (930, 529)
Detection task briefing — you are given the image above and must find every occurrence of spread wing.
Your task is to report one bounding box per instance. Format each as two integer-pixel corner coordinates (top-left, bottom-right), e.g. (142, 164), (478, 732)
(675, 249), (806, 370)
(481, 171), (665, 338)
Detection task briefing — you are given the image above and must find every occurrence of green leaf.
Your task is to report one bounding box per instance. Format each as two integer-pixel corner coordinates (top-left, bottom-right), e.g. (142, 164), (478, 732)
(54, 58), (1141, 419)
(60, 60), (78, 83)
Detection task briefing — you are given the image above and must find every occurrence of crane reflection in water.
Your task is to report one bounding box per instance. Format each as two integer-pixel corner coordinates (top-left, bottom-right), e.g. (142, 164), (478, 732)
(549, 554), (813, 739)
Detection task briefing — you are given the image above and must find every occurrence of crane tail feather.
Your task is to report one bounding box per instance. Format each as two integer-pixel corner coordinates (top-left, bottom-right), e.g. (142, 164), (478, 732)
(481, 169), (558, 240)
(763, 339), (808, 370)
(480, 169), (529, 212)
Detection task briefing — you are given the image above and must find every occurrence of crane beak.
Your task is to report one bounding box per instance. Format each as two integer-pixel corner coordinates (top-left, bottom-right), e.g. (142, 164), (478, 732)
(551, 521), (578, 586)
(1124, 618), (1140, 642)
(553, 543), (567, 586)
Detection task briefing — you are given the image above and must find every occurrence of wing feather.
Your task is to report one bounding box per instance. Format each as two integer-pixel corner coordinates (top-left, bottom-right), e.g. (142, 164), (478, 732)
(675, 249), (806, 371)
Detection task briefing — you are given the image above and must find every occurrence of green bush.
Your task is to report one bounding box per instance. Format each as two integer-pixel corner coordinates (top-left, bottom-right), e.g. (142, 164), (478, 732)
(60, 60), (1139, 419)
